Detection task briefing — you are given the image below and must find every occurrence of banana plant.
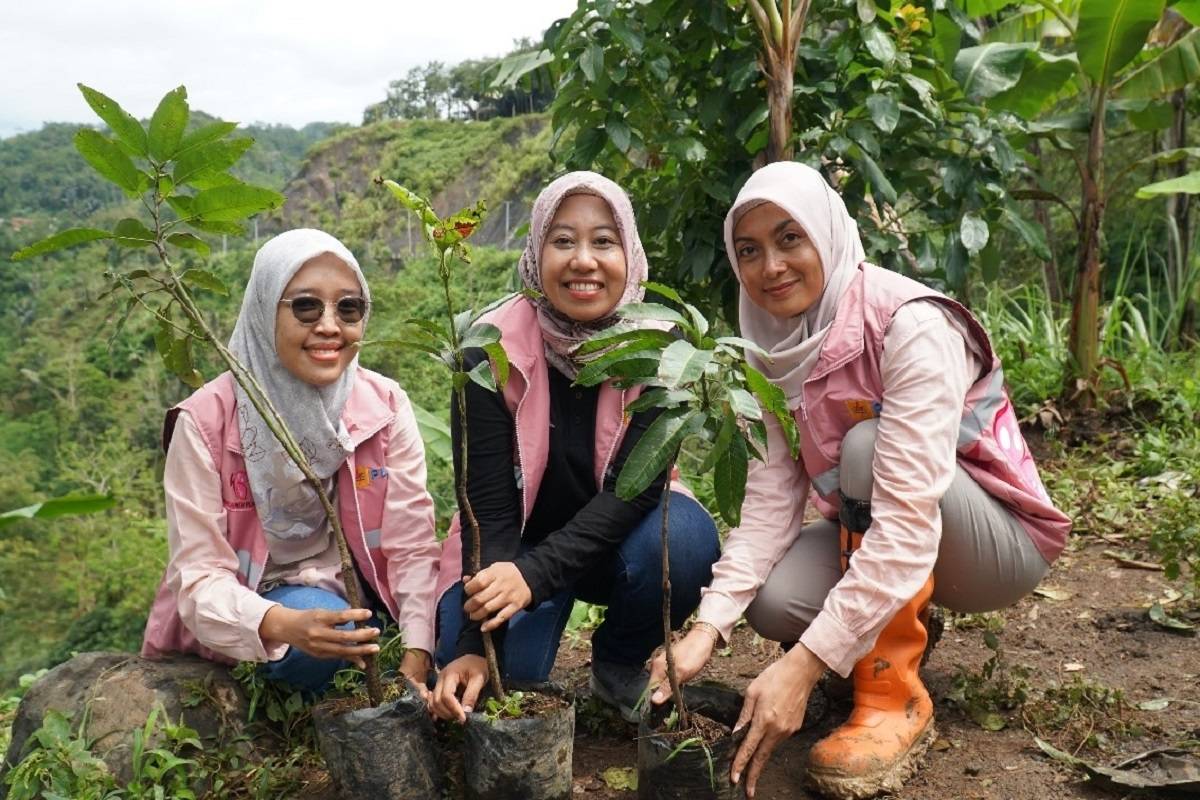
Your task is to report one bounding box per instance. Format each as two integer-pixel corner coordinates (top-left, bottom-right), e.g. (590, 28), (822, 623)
(953, 0), (1199, 394)
(574, 282), (798, 729)
(376, 179), (511, 701)
(7, 85), (401, 706)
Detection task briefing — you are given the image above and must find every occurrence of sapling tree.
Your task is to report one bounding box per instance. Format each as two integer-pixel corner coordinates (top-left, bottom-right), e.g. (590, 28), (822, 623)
(376, 179), (510, 700)
(574, 282), (798, 729)
(10, 84), (395, 706)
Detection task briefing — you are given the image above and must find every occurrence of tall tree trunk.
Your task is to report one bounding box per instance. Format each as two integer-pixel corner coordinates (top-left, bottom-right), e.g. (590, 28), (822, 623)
(1167, 88), (1194, 346)
(766, 66), (794, 163)
(749, 0), (809, 164)
(1067, 90), (1106, 406)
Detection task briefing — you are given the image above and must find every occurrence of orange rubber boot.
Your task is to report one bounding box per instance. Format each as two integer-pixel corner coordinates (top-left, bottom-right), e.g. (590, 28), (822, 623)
(805, 574), (936, 800)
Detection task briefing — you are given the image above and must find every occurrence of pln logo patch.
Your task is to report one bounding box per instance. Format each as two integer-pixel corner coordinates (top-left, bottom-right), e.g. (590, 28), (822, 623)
(844, 399), (880, 422)
(355, 465), (389, 489)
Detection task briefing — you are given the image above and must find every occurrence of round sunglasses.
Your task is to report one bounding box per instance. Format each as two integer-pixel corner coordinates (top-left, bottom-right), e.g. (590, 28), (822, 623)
(278, 296), (368, 325)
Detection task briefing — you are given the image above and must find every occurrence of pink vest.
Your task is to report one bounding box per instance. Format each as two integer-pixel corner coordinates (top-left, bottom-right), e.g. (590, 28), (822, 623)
(141, 367), (454, 662)
(437, 296), (643, 582)
(798, 264), (1070, 563)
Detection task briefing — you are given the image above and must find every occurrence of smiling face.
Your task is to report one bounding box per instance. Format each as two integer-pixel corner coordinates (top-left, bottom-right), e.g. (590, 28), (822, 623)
(539, 193), (628, 322)
(732, 201), (825, 318)
(274, 252), (365, 386)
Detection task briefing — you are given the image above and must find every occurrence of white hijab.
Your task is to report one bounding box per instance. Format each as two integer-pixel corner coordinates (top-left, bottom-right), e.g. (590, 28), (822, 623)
(724, 162), (866, 410)
(228, 229), (370, 564)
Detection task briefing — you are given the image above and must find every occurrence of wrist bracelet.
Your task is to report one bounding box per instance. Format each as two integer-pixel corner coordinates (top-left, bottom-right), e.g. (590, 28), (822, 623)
(692, 622), (723, 647)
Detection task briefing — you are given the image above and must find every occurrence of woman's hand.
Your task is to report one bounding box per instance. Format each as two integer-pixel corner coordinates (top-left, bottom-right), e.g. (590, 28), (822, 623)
(258, 605), (380, 668)
(464, 563), (532, 632)
(731, 643), (826, 798)
(431, 654), (489, 722)
(647, 626), (717, 704)
(400, 648), (433, 702)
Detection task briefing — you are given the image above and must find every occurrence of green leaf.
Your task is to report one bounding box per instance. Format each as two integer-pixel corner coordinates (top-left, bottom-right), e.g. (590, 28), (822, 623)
(11, 228), (111, 260)
(698, 409), (738, 474)
(960, 213), (990, 256)
(735, 104), (770, 143)
(715, 335), (771, 359)
(866, 94), (900, 133)
(988, 51), (1078, 117)
(578, 326), (675, 355)
(942, 232), (969, 290)
(619, 302), (688, 327)
(850, 147), (897, 204)
(581, 43), (605, 82)
(658, 339), (714, 389)
(167, 232), (211, 255)
(1114, 28), (1200, 99)
(642, 281), (684, 305)
(862, 24), (898, 67)
(625, 387), (692, 414)
(382, 180), (441, 228)
(461, 322), (502, 350)
(112, 218), (157, 248)
(74, 129), (147, 197)
(177, 120), (240, 156)
(148, 86), (190, 161)
(1001, 207), (1051, 260)
(0, 494), (116, 528)
(1076, 0), (1166, 85)
(412, 403), (452, 462)
(172, 137), (254, 187)
(482, 342), (511, 390)
(575, 342), (663, 386)
(606, 114), (632, 153)
(466, 360), (498, 393)
(714, 433), (749, 527)
(1175, 0), (1200, 24)
(610, 18), (644, 54)
(614, 408), (698, 500)
(191, 184), (285, 222)
(953, 43), (1032, 99)
(77, 84), (147, 155)
(1136, 169), (1200, 197)
(669, 137), (708, 162)
(727, 387), (763, 421)
(182, 269), (229, 296)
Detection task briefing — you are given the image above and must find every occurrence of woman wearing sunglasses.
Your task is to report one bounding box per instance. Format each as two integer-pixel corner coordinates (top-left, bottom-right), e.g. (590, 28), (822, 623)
(142, 229), (446, 696)
(430, 172), (721, 723)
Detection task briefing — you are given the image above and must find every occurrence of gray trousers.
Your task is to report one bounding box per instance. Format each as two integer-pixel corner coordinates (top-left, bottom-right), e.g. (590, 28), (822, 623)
(745, 419), (1049, 644)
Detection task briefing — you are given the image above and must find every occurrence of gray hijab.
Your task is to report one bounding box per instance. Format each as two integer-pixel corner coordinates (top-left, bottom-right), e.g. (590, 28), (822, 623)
(229, 228), (370, 564)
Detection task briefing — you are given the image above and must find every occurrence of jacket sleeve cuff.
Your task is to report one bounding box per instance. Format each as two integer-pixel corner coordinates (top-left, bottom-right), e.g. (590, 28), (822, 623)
(695, 591), (746, 648)
(512, 556), (548, 608)
(799, 611), (864, 678)
(247, 598), (290, 662)
(399, 621), (435, 656)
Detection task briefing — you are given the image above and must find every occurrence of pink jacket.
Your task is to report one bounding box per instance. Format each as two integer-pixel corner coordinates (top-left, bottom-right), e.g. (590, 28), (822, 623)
(142, 367), (451, 662)
(437, 296), (643, 583)
(699, 264), (1071, 674)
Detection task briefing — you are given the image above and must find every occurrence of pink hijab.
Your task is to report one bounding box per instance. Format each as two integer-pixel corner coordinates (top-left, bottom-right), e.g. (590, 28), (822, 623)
(724, 162), (866, 410)
(517, 171), (649, 378)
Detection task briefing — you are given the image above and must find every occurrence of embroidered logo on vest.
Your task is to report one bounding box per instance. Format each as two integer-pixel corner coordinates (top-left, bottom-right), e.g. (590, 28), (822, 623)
(845, 399), (880, 422)
(355, 465), (389, 489)
(225, 470), (254, 510)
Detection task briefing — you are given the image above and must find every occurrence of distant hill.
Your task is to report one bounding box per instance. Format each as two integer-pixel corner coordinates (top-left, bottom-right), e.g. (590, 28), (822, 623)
(0, 114), (346, 219)
(270, 114), (556, 267)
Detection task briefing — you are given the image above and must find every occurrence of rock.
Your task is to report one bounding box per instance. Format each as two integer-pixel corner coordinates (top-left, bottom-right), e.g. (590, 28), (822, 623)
(1, 651), (252, 793)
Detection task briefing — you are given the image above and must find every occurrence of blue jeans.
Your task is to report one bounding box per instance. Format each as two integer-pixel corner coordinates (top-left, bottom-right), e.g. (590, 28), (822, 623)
(260, 584), (380, 693)
(435, 491), (720, 682)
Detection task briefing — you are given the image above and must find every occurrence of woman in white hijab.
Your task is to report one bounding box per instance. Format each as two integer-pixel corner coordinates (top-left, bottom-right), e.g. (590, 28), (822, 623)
(647, 163), (1070, 799)
(142, 229), (445, 696)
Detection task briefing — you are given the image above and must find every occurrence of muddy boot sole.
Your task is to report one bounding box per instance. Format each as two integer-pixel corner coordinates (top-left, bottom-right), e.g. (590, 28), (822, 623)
(804, 720), (937, 800)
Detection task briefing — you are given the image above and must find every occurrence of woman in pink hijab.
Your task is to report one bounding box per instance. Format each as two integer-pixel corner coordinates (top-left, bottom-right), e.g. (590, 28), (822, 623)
(649, 162), (1071, 799)
(430, 171), (720, 724)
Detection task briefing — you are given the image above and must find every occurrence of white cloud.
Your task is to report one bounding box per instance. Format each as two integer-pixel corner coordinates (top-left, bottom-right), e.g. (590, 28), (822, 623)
(0, 0), (574, 137)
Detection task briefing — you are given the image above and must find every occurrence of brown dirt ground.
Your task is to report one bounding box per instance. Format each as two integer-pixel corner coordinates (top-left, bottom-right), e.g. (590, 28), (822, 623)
(555, 535), (1200, 800)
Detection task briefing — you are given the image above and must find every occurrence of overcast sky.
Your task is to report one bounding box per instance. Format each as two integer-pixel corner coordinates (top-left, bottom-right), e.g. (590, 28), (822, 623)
(0, 0), (576, 138)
